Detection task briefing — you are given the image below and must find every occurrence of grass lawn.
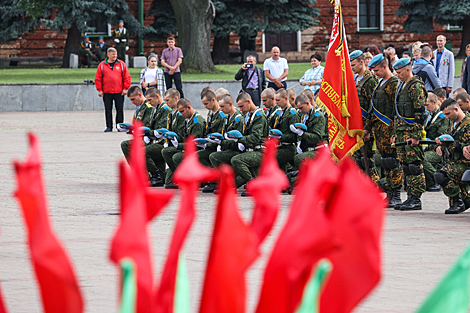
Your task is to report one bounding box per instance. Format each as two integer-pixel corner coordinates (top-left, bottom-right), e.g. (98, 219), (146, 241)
(0, 63), (313, 84)
(0, 61), (463, 84)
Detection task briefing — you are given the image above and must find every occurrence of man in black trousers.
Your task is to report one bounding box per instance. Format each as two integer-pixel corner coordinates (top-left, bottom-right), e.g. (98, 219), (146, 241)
(235, 55), (266, 107)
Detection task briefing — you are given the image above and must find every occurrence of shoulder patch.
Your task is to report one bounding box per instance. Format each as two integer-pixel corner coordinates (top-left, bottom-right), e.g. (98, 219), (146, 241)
(275, 110), (281, 115)
(438, 113), (445, 119)
(290, 109), (296, 115)
(146, 102), (152, 108)
(219, 111), (226, 119)
(177, 112), (182, 116)
(256, 110), (261, 117)
(235, 116), (240, 122)
(162, 105), (169, 110)
(314, 112), (321, 117)
(194, 116), (199, 124)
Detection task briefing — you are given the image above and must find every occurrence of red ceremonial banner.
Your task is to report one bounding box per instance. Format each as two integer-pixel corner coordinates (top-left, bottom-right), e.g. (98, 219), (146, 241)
(317, 0), (364, 161)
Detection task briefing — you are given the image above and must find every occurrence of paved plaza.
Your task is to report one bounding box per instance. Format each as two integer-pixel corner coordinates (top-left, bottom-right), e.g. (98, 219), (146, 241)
(0, 109), (469, 312)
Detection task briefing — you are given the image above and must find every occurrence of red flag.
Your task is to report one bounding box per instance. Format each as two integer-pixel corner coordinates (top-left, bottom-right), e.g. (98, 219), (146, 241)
(155, 137), (218, 313)
(0, 284), (6, 313)
(13, 133), (84, 313)
(255, 147), (340, 313)
(247, 138), (289, 242)
(199, 165), (259, 313)
(320, 158), (386, 313)
(110, 126), (174, 313)
(317, 0), (363, 161)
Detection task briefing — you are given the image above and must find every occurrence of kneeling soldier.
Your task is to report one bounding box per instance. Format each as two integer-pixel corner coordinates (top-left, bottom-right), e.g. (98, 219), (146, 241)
(230, 92), (269, 189)
(392, 58), (427, 211)
(435, 98), (470, 214)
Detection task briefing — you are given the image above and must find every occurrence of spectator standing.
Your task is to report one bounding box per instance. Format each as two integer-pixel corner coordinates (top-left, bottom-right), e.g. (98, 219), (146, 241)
(140, 54), (166, 96)
(460, 44), (470, 85)
(95, 47), (131, 132)
(385, 46), (399, 66)
(263, 46), (289, 91)
(235, 55), (266, 107)
(367, 45), (380, 56)
(161, 37), (184, 98)
(112, 20), (129, 62)
(412, 45), (441, 92)
(93, 36), (109, 62)
(299, 54), (324, 93)
(363, 52), (373, 68)
(433, 35), (455, 97)
(402, 51), (412, 61)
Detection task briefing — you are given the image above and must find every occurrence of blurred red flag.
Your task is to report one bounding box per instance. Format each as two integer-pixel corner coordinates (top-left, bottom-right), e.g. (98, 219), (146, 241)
(199, 165), (259, 313)
(0, 285), (6, 313)
(317, 0), (363, 160)
(256, 148), (340, 313)
(247, 138), (289, 242)
(13, 133), (84, 313)
(155, 137), (218, 313)
(110, 125), (174, 313)
(320, 158), (386, 313)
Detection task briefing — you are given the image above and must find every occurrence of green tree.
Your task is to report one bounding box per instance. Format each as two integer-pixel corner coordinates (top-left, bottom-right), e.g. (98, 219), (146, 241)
(396, 0), (470, 57)
(0, 0), (152, 68)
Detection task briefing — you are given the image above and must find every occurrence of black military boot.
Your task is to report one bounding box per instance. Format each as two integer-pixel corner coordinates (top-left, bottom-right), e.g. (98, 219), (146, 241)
(398, 194), (422, 211)
(388, 189), (402, 208)
(427, 184), (442, 192)
(445, 195), (466, 214)
(150, 172), (164, 187)
(202, 182), (217, 193)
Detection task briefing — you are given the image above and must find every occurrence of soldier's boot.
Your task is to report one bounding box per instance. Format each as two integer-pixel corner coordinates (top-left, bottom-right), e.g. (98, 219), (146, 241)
(150, 171), (164, 187)
(427, 183), (442, 192)
(202, 182), (217, 193)
(388, 189), (402, 208)
(397, 194), (422, 211)
(445, 195), (466, 214)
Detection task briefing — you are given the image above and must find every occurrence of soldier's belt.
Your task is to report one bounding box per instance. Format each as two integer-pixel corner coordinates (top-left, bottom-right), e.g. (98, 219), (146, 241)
(279, 142), (294, 146)
(361, 107), (369, 119)
(397, 116), (415, 125)
(246, 145), (263, 152)
(372, 106), (391, 126)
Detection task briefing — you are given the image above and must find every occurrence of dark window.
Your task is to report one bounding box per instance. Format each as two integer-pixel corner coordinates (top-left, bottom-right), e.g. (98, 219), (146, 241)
(85, 19), (110, 36)
(358, 0), (380, 29)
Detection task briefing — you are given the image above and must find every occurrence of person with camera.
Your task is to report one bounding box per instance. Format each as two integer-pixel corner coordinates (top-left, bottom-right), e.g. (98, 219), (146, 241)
(235, 55), (266, 107)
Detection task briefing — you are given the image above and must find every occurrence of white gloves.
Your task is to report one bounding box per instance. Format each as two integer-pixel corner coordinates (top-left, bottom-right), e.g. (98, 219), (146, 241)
(290, 124), (304, 136)
(269, 134), (281, 139)
(238, 143), (246, 151)
(117, 124), (129, 133)
(224, 133), (238, 142)
(196, 143), (207, 149)
(206, 138), (221, 144)
(171, 138), (178, 148)
(163, 142), (169, 148)
(143, 136), (151, 144)
(125, 47), (129, 51)
(217, 145), (222, 152)
(154, 130), (165, 139)
(296, 141), (303, 154)
(114, 39), (120, 43)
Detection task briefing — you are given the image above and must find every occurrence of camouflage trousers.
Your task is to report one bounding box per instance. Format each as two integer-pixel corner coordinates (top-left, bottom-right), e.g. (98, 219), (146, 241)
(276, 145), (296, 172)
(353, 139), (380, 184)
(161, 146), (179, 185)
(145, 143), (166, 176)
(209, 150), (240, 168)
(423, 149), (442, 189)
(439, 162), (470, 201)
(231, 150), (262, 188)
(373, 121), (403, 189)
(395, 128), (425, 197)
(294, 151), (316, 169)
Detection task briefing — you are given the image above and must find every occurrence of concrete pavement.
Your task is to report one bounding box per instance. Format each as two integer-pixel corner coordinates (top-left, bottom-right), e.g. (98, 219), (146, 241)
(0, 110), (469, 312)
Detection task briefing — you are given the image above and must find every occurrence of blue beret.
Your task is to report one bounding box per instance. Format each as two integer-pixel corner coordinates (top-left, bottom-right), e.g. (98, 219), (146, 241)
(99, 36), (104, 39)
(368, 54), (384, 69)
(349, 50), (363, 61)
(84, 35), (89, 39)
(118, 20), (124, 23)
(393, 57), (411, 70)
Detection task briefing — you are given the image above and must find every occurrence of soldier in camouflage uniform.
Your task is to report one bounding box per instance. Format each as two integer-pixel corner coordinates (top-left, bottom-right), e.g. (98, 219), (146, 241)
(269, 88), (300, 171)
(261, 88), (281, 129)
(364, 53), (403, 208)
(120, 86), (154, 159)
(230, 92), (269, 189)
(79, 35), (95, 67)
(196, 90), (226, 168)
(301, 89), (329, 143)
(423, 92), (450, 191)
(392, 58), (428, 210)
(290, 94), (326, 168)
(203, 94), (245, 193)
(143, 88), (172, 186)
(435, 98), (470, 214)
(349, 50), (380, 184)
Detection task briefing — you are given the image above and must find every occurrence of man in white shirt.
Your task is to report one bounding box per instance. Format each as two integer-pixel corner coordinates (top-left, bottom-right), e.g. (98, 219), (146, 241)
(263, 46), (289, 91)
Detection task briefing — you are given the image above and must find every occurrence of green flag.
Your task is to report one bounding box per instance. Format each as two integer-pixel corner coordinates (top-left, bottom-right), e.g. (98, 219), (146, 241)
(295, 259), (333, 313)
(119, 259), (137, 313)
(174, 253), (191, 313)
(415, 246), (470, 313)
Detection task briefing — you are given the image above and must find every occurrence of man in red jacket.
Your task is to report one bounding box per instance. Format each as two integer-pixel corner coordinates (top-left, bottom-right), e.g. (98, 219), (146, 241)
(95, 47), (131, 132)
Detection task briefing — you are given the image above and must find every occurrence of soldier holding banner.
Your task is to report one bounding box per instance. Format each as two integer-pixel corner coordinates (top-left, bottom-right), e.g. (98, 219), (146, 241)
(392, 58), (428, 211)
(364, 53), (403, 208)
